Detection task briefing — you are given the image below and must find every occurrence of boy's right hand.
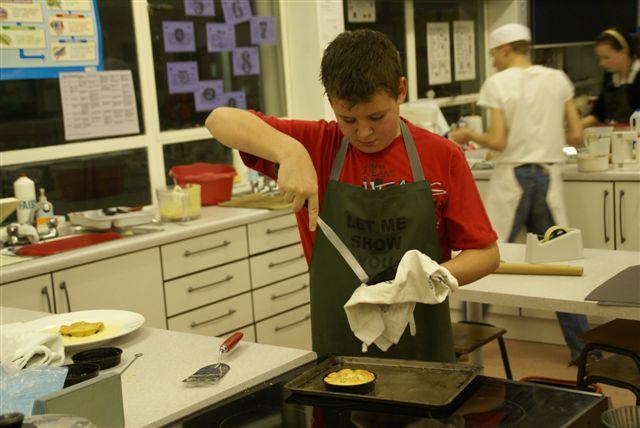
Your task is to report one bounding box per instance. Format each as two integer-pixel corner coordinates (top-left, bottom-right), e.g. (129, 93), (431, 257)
(277, 146), (319, 231)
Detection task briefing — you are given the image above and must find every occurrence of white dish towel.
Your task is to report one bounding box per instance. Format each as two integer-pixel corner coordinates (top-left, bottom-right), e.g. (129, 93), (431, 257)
(0, 323), (65, 369)
(344, 250), (458, 352)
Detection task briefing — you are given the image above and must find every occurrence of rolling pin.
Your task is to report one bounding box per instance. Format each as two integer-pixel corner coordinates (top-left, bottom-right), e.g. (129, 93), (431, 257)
(495, 261), (583, 276)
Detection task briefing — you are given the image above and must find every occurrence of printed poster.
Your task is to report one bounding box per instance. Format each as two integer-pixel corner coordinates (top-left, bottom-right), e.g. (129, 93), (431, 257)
(347, 0), (375, 23)
(163, 21), (196, 53)
(206, 23), (235, 52)
(249, 16), (275, 45)
(232, 47), (259, 76)
(167, 61), (199, 94)
(220, 91), (246, 109)
(59, 70), (140, 141)
(194, 79), (223, 111)
(184, 0), (214, 17)
(426, 22), (451, 85)
(453, 20), (475, 81)
(221, 0), (252, 25)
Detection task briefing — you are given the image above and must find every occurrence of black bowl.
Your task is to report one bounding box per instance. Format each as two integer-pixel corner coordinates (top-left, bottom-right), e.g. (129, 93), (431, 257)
(323, 369), (376, 394)
(63, 363), (100, 388)
(72, 347), (123, 369)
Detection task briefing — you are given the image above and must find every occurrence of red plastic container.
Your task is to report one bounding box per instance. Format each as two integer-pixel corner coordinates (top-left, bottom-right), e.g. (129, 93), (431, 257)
(170, 163), (236, 206)
(16, 232), (122, 257)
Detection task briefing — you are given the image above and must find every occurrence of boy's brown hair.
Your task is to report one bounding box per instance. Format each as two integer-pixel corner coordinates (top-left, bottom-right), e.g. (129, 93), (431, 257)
(320, 29), (402, 107)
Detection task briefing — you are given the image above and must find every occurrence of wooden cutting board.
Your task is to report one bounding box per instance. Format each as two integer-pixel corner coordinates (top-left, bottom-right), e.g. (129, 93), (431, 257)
(219, 193), (292, 210)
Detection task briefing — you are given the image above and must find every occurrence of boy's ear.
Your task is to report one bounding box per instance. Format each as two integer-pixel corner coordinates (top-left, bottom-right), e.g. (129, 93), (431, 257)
(397, 77), (407, 103)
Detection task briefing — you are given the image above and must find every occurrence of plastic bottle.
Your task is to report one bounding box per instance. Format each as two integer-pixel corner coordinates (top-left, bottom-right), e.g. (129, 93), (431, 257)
(13, 174), (36, 225)
(35, 188), (55, 231)
(630, 109), (640, 132)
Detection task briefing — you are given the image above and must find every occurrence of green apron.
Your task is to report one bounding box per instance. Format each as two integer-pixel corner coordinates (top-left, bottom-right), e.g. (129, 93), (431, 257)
(308, 121), (455, 362)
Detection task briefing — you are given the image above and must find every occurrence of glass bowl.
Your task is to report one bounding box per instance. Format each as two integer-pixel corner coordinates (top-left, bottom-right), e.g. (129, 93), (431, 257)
(601, 406), (640, 428)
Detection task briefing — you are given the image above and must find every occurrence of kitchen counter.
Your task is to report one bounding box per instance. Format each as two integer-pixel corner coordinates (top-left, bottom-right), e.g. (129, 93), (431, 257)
(471, 163), (640, 181)
(0, 306), (316, 427)
(0, 206), (290, 284)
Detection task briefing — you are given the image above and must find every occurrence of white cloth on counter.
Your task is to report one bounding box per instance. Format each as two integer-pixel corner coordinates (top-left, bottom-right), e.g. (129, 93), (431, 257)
(0, 323), (64, 369)
(344, 250), (458, 352)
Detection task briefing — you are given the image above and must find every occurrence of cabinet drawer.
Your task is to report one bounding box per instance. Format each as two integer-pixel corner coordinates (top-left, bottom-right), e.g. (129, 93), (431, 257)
(161, 226), (248, 280)
(250, 243), (307, 288)
(168, 293), (253, 336)
(252, 273), (310, 321)
(164, 259), (250, 317)
(255, 305), (312, 350)
(248, 214), (299, 254)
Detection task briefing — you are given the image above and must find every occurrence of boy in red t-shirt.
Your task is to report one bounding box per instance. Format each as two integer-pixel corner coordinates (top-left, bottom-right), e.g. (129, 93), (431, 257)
(206, 29), (499, 361)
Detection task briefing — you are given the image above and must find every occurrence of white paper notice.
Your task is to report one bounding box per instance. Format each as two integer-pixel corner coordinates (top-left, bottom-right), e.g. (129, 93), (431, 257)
(453, 21), (475, 81)
(347, 0), (376, 23)
(59, 70), (140, 141)
(426, 22), (451, 85)
(316, 0), (344, 50)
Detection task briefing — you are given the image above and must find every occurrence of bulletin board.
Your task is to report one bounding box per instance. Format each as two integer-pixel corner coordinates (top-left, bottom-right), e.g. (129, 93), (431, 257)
(0, 0), (104, 80)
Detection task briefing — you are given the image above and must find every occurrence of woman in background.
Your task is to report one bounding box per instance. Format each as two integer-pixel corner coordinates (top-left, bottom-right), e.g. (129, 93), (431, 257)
(582, 28), (640, 127)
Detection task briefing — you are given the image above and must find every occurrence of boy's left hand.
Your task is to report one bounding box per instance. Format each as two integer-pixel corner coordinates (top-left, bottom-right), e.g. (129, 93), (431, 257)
(449, 129), (471, 146)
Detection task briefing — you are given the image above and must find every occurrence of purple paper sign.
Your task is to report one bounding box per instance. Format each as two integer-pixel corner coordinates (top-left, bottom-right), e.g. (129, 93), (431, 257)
(194, 80), (224, 112)
(184, 0), (215, 16)
(206, 23), (235, 52)
(167, 62), (199, 94)
(221, 0), (252, 25)
(220, 91), (247, 109)
(232, 47), (260, 76)
(163, 21), (196, 53)
(250, 16), (276, 45)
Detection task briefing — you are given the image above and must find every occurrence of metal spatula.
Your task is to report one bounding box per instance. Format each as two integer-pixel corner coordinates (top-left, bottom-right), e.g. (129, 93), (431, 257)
(182, 332), (243, 385)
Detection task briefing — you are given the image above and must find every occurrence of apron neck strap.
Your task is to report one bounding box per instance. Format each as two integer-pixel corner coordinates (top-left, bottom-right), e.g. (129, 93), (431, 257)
(329, 120), (425, 182)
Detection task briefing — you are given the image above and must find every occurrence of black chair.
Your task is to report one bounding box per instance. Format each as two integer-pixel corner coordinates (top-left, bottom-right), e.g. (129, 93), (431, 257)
(453, 320), (513, 379)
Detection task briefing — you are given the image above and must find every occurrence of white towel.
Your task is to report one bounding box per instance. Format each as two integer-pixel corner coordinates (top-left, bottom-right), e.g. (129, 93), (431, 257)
(344, 250), (458, 352)
(0, 323), (65, 369)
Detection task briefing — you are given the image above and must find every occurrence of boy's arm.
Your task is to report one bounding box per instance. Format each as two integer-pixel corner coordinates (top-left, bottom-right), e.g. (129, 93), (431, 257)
(205, 107), (319, 231)
(441, 242), (500, 286)
(564, 100), (584, 147)
(450, 108), (507, 151)
(581, 114), (600, 129)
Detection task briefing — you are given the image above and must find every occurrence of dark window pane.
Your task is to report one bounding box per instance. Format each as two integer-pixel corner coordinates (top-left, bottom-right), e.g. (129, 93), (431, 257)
(1, 149), (151, 220)
(414, 0), (484, 99)
(0, 2), (144, 152)
(162, 139), (232, 185)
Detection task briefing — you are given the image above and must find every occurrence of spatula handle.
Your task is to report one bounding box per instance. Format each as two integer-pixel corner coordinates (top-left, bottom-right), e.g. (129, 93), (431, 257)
(220, 331), (243, 353)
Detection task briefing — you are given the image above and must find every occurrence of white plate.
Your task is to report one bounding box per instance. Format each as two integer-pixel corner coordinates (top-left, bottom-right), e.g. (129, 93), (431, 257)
(23, 309), (145, 350)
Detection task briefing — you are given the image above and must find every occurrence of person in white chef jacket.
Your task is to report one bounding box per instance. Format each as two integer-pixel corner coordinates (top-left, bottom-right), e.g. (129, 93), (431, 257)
(450, 23), (596, 366)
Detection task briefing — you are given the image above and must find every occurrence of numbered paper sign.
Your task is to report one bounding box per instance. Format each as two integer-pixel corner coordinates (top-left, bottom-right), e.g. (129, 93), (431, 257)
(163, 21), (196, 53)
(221, 0), (252, 25)
(220, 91), (247, 109)
(250, 16), (276, 45)
(167, 61), (199, 94)
(194, 79), (223, 111)
(206, 23), (235, 52)
(184, 0), (215, 17)
(232, 47), (259, 76)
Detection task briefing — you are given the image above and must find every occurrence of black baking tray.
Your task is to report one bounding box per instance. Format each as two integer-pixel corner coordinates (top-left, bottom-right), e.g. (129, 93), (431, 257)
(285, 355), (481, 410)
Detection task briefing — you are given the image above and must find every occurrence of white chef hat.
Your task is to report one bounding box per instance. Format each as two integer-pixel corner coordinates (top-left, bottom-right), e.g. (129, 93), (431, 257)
(488, 23), (531, 49)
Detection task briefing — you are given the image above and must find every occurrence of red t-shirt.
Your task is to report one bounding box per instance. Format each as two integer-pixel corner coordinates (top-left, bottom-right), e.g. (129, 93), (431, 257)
(241, 112), (497, 263)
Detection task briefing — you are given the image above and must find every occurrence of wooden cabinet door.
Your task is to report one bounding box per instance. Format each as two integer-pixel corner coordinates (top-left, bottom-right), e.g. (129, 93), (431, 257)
(564, 182), (615, 249)
(53, 248), (166, 328)
(615, 182), (640, 251)
(0, 275), (55, 314)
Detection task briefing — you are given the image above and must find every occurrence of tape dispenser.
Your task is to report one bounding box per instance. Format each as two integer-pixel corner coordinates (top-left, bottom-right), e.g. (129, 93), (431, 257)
(525, 226), (584, 263)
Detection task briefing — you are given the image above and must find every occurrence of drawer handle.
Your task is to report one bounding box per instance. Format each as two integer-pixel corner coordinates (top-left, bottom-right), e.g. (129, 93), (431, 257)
(188, 275), (234, 293)
(266, 224), (297, 234)
(59, 281), (72, 312)
(271, 284), (309, 300)
(603, 190), (610, 243)
(619, 190), (626, 244)
(41, 286), (53, 313)
(190, 309), (236, 328)
(184, 240), (231, 257)
(268, 254), (305, 268)
(275, 314), (310, 332)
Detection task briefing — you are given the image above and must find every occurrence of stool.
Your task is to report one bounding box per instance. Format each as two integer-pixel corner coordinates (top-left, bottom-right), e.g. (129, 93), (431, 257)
(576, 318), (640, 404)
(453, 320), (513, 379)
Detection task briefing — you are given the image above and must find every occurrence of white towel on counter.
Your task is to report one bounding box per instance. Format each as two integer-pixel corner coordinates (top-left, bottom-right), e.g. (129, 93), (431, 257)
(344, 250), (458, 352)
(0, 323), (64, 369)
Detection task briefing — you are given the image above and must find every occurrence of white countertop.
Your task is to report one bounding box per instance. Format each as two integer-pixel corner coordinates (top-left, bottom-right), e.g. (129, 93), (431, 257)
(0, 206), (290, 284)
(472, 163), (640, 181)
(457, 243), (640, 320)
(0, 306), (317, 427)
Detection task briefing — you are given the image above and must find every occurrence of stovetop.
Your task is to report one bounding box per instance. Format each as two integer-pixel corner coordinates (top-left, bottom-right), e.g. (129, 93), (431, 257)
(182, 361), (607, 428)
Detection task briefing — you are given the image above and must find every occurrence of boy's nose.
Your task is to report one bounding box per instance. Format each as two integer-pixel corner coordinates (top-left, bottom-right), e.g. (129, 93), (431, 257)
(356, 125), (373, 138)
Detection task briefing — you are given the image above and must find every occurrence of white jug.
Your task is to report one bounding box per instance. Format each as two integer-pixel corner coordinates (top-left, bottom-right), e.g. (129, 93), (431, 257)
(611, 131), (634, 165)
(630, 109), (640, 132)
